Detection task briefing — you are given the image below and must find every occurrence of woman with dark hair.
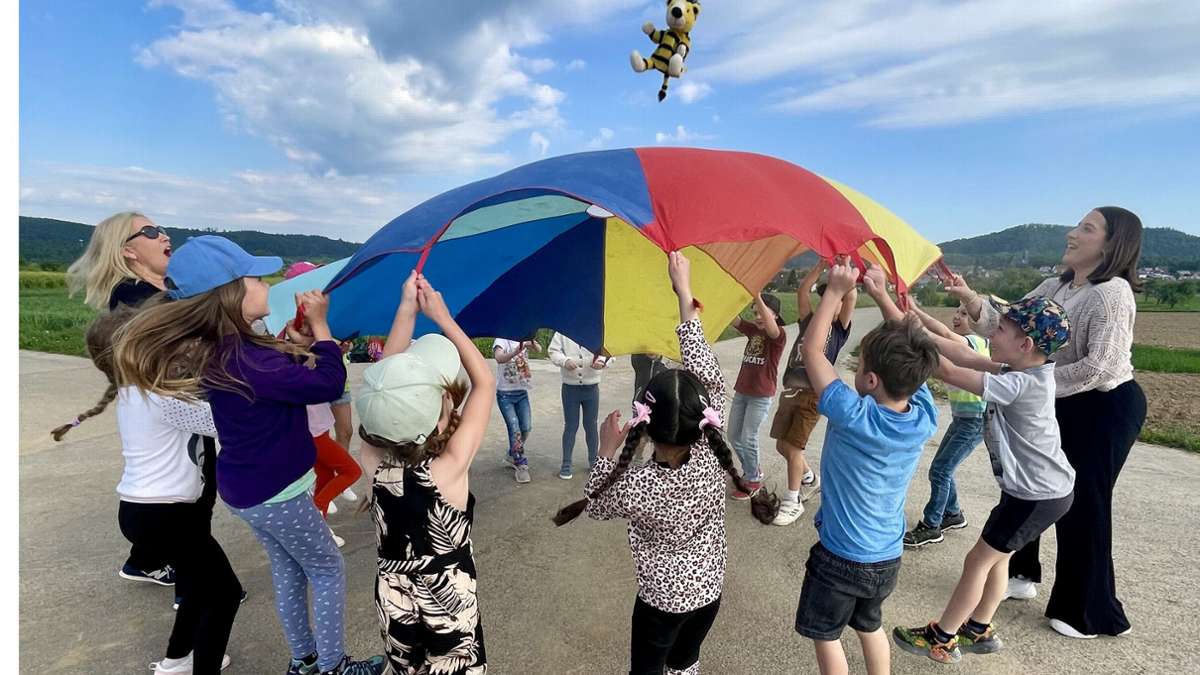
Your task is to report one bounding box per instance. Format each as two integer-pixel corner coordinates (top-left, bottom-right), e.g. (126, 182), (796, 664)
(947, 206), (1146, 639)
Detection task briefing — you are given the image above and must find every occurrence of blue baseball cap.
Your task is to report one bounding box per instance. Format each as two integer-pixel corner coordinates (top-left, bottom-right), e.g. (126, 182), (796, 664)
(164, 235), (283, 299)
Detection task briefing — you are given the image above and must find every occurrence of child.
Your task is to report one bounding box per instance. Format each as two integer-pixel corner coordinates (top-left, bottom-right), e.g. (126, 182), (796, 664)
(493, 335), (540, 483)
(114, 236), (383, 675)
(55, 307), (241, 675)
(308, 401), (363, 545)
(902, 301), (991, 547)
(554, 252), (775, 675)
(548, 331), (613, 479)
(331, 342), (357, 457)
(769, 262), (858, 525)
(793, 260), (939, 675)
(728, 293), (787, 499)
(356, 271), (496, 675)
(892, 293), (1074, 664)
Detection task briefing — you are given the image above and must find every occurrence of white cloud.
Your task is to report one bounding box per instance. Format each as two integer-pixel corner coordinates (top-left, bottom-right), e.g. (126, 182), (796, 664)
(529, 131), (551, 156)
(19, 162), (425, 241)
(654, 125), (714, 145)
(138, 0), (640, 176)
(565, 59), (587, 71)
(676, 81), (713, 104)
(696, 0), (1200, 126)
(586, 127), (615, 150)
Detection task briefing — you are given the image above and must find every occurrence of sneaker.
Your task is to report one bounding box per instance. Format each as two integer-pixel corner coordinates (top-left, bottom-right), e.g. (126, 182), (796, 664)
(1049, 618), (1097, 639)
(330, 530), (345, 548)
(149, 652), (231, 673)
(320, 654), (386, 675)
(501, 453), (517, 468)
(326, 500), (339, 515)
(120, 563), (176, 586)
(730, 480), (762, 501)
(892, 623), (962, 664)
(956, 623), (1004, 654)
(798, 474), (821, 502)
(1002, 576), (1037, 601)
(941, 511), (968, 530)
(287, 653), (320, 675)
(514, 464), (531, 484)
(175, 589), (247, 611)
(903, 521), (945, 549)
(771, 499), (804, 526)
(559, 469), (573, 480)
(340, 488), (358, 502)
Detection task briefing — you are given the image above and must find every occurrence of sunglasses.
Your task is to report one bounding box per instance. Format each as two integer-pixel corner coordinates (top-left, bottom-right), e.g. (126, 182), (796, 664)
(125, 225), (168, 242)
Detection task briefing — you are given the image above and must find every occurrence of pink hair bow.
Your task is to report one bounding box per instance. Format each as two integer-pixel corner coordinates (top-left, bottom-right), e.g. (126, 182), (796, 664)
(698, 407), (722, 430)
(631, 401), (652, 428)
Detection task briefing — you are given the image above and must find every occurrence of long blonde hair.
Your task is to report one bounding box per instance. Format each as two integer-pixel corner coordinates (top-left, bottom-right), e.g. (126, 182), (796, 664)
(113, 278), (312, 400)
(67, 211), (148, 310)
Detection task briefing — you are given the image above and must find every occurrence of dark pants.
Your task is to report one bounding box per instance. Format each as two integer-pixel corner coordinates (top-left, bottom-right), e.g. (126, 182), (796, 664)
(630, 596), (721, 674)
(631, 354), (665, 400)
(125, 437), (218, 572)
(1008, 380), (1146, 635)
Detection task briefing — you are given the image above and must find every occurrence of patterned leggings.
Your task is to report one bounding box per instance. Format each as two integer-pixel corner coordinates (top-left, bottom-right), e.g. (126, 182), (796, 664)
(230, 493), (347, 671)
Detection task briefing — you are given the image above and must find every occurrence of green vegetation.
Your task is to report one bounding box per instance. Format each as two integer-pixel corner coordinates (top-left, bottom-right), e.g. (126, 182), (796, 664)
(20, 287), (97, 356)
(1140, 425), (1200, 454)
(940, 223), (1200, 271)
(1131, 345), (1200, 374)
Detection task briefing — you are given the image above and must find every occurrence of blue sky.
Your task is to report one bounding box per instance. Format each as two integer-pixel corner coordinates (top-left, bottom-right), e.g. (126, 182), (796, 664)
(19, 0), (1200, 243)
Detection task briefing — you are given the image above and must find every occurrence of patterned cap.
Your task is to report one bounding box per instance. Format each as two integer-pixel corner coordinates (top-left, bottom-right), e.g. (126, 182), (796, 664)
(988, 295), (1070, 356)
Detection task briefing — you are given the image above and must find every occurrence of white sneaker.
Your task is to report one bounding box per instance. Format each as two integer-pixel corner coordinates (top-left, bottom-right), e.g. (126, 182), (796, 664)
(1049, 618), (1097, 639)
(771, 499), (805, 526)
(1002, 576), (1037, 601)
(340, 488), (358, 502)
(798, 474), (821, 502)
(514, 464), (531, 484)
(329, 528), (345, 548)
(326, 500), (338, 515)
(149, 653), (231, 673)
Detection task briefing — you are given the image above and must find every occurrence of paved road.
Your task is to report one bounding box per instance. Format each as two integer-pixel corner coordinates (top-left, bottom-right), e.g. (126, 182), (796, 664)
(19, 309), (1200, 673)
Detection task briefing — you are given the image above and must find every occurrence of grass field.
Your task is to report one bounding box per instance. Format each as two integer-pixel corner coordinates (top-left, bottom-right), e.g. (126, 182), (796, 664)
(19, 287), (97, 356)
(1131, 345), (1200, 374)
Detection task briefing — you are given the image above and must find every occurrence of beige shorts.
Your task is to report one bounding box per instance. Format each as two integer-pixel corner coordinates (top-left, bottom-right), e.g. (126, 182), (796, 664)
(770, 388), (822, 449)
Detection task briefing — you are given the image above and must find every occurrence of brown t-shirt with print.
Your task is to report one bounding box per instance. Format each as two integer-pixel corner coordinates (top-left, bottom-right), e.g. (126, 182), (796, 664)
(733, 319), (787, 398)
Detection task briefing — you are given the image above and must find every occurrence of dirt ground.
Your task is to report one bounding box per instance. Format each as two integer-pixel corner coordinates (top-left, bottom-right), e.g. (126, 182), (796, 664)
(922, 307), (1200, 350)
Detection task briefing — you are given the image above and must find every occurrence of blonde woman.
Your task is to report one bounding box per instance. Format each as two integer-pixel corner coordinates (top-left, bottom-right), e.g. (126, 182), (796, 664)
(67, 211), (178, 588)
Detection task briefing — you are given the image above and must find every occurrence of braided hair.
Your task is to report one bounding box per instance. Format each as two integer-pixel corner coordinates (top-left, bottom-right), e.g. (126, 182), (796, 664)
(51, 307), (139, 440)
(553, 368), (778, 526)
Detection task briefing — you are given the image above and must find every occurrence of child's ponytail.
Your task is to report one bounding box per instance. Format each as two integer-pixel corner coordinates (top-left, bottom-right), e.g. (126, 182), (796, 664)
(553, 424), (648, 526)
(51, 383), (119, 441)
(703, 425), (779, 525)
(51, 307), (139, 441)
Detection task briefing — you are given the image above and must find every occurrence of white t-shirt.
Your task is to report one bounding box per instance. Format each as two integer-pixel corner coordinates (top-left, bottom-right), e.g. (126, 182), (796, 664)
(493, 339), (533, 392)
(981, 364), (1076, 500)
(115, 387), (218, 504)
(307, 403), (336, 436)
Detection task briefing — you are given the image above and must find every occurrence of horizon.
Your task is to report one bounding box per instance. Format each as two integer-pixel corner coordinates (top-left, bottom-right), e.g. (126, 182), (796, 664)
(19, 1), (1200, 241)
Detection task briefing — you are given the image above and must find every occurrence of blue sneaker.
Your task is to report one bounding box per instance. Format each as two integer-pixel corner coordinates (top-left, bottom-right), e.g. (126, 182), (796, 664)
(320, 655), (385, 675)
(286, 653), (319, 675)
(119, 563), (175, 586)
(175, 589), (247, 611)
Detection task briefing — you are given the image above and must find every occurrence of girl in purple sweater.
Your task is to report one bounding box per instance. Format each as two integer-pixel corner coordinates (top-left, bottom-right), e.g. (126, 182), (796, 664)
(115, 236), (383, 675)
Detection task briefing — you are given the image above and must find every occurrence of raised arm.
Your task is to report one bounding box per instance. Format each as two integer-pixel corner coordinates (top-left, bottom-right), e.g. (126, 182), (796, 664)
(931, 332), (1003, 374)
(754, 294), (783, 340)
(862, 264), (903, 322)
(668, 251), (727, 408)
(802, 260), (857, 396)
(494, 341), (523, 365)
(909, 303), (963, 343)
(934, 356), (986, 397)
(796, 263), (825, 320)
(382, 271), (419, 358)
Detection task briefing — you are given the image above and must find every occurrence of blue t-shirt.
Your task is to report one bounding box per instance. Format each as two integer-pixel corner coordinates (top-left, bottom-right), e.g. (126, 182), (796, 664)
(813, 380), (939, 563)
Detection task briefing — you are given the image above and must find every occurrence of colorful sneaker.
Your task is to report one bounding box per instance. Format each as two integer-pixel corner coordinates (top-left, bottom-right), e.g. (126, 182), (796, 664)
(730, 480), (762, 501)
(1002, 576), (1037, 601)
(120, 563), (176, 586)
(798, 474), (821, 502)
(941, 511), (968, 530)
(287, 653), (319, 675)
(320, 654), (386, 675)
(892, 623), (962, 664)
(903, 521), (945, 549)
(771, 499), (804, 526)
(956, 623), (1004, 654)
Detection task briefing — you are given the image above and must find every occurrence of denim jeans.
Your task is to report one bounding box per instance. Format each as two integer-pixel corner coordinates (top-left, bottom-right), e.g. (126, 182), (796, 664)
(496, 389), (532, 466)
(561, 383), (599, 472)
(922, 415), (985, 528)
(727, 393), (772, 482)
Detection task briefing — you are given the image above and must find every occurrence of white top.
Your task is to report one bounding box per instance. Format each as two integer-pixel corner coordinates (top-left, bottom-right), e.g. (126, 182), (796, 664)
(981, 364), (1076, 500)
(973, 276), (1136, 398)
(547, 333), (613, 385)
(307, 403), (336, 436)
(115, 387), (218, 504)
(493, 339), (533, 392)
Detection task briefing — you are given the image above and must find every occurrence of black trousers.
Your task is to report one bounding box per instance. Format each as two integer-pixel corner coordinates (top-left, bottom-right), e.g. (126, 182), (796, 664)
(631, 354), (665, 401)
(124, 437), (219, 572)
(630, 596), (721, 675)
(1008, 380), (1146, 635)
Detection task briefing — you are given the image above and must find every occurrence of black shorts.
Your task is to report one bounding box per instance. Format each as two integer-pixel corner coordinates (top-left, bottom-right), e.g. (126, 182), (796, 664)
(794, 542), (901, 641)
(981, 491), (1074, 553)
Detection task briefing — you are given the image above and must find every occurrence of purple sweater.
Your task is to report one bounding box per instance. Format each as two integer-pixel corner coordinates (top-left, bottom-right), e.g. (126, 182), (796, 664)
(206, 338), (346, 508)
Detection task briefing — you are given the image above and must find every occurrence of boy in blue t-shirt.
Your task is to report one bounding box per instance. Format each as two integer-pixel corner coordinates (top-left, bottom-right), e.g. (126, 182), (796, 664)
(793, 260), (940, 675)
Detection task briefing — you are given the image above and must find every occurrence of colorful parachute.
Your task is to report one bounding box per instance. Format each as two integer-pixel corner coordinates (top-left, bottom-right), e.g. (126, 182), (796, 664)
(324, 148), (942, 360)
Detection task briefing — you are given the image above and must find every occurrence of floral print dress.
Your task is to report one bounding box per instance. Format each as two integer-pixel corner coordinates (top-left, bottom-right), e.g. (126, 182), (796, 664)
(372, 459), (486, 675)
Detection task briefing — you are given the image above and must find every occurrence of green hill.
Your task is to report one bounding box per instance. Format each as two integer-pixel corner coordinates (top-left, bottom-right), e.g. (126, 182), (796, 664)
(939, 224), (1200, 270)
(18, 216), (361, 268)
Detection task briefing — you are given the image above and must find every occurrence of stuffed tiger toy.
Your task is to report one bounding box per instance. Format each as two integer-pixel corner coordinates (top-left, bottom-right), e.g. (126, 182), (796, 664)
(631, 0), (701, 101)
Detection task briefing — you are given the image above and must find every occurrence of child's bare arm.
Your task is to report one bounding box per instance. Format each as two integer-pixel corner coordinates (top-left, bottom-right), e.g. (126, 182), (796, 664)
(802, 261), (857, 395)
(936, 356), (986, 396)
(754, 294), (783, 339)
(382, 270), (419, 358)
(910, 303), (962, 343)
(861, 264), (903, 322)
(796, 262), (825, 321)
(932, 332), (1002, 374)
